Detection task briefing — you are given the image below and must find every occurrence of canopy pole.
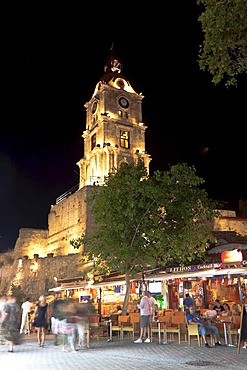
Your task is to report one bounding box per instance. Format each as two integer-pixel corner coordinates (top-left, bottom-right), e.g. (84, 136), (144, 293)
(238, 275), (243, 305)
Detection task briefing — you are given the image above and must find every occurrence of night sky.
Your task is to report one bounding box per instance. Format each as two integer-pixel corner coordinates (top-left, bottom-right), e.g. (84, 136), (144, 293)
(1, 3), (246, 252)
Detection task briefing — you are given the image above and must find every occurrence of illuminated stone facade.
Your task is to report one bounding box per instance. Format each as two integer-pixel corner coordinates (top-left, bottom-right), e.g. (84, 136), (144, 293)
(0, 50), (247, 299)
(0, 50), (152, 297)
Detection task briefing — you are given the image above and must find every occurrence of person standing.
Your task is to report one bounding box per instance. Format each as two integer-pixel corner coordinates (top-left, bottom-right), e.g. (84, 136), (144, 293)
(183, 293), (194, 315)
(134, 290), (151, 343)
(50, 293), (62, 346)
(20, 297), (33, 334)
(34, 295), (48, 347)
(147, 291), (157, 320)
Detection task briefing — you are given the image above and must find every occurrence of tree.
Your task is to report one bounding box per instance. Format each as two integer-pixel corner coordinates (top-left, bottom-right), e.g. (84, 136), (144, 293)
(71, 161), (217, 314)
(196, 0), (247, 87)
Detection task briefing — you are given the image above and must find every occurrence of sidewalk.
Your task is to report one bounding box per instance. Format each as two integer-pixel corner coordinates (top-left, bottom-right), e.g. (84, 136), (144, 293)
(0, 334), (246, 370)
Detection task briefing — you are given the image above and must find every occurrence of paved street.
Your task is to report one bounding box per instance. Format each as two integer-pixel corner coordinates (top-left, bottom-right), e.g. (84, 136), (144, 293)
(0, 334), (246, 370)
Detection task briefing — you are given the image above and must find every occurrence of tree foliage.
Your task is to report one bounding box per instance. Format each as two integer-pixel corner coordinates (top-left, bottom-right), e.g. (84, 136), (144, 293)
(197, 0), (247, 87)
(71, 161), (217, 313)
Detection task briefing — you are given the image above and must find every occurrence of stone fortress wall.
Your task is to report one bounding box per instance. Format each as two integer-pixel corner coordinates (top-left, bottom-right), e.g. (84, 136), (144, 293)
(1, 199), (247, 302)
(0, 186), (95, 300)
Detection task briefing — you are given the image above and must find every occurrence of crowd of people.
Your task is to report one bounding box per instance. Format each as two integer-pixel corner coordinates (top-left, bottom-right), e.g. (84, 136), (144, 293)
(0, 293), (96, 353)
(0, 291), (246, 351)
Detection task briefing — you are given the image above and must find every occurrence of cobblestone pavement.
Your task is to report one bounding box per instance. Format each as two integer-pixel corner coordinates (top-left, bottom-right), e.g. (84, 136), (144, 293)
(0, 334), (246, 370)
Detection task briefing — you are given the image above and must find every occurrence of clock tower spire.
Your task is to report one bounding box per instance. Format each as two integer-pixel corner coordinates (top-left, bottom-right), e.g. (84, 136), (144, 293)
(77, 47), (151, 188)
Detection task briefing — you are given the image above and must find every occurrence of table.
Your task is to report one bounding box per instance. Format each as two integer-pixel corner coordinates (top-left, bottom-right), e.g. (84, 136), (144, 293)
(155, 319), (168, 345)
(220, 320), (236, 347)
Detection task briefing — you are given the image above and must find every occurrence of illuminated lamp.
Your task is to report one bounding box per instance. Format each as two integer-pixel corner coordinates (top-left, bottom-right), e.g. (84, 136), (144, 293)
(221, 249), (243, 264)
(30, 261), (38, 273)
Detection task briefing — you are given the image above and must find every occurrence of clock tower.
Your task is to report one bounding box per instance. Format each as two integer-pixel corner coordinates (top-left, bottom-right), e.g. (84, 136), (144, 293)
(77, 48), (151, 188)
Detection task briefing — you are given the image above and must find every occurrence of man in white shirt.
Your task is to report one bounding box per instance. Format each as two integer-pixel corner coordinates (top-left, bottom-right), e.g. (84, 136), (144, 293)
(20, 297), (33, 334)
(134, 290), (151, 343)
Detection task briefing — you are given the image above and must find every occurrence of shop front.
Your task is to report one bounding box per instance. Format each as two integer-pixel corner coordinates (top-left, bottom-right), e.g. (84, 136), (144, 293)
(146, 260), (247, 311)
(49, 277), (140, 316)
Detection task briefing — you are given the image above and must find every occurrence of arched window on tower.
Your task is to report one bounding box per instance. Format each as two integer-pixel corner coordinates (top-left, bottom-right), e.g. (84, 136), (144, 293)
(120, 130), (130, 149)
(91, 133), (96, 150)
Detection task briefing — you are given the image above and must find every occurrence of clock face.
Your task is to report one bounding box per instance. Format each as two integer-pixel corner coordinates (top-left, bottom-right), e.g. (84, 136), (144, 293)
(118, 97), (129, 108)
(92, 101), (97, 114)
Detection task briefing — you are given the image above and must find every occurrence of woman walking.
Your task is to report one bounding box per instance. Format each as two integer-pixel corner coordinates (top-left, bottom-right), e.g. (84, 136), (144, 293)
(34, 295), (48, 347)
(0, 295), (20, 352)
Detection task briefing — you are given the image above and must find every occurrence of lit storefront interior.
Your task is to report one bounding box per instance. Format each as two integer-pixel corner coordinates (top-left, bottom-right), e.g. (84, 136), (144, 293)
(49, 249), (247, 314)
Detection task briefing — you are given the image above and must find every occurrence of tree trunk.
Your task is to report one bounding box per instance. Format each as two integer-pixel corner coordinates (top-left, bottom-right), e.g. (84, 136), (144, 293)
(122, 270), (131, 315)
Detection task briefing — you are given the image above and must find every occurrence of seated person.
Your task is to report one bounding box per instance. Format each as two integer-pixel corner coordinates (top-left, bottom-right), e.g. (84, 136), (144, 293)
(186, 307), (221, 347)
(204, 303), (217, 322)
(232, 303), (241, 316)
(221, 303), (232, 317)
(116, 305), (122, 314)
(214, 299), (224, 313)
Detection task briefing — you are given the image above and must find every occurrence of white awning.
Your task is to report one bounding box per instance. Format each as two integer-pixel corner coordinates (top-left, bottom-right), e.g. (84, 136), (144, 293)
(146, 267), (247, 281)
(208, 243), (247, 254)
(49, 282), (89, 292)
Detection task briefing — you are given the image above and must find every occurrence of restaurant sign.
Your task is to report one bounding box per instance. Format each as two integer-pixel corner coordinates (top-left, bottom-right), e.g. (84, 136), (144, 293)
(221, 249), (243, 264)
(165, 262), (221, 274)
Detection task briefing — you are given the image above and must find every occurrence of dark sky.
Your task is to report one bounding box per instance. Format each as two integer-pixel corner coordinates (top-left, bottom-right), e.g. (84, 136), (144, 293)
(1, 3), (246, 252)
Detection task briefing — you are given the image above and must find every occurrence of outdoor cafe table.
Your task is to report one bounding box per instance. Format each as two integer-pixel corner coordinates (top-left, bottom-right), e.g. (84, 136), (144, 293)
(219, 318), (236, 347)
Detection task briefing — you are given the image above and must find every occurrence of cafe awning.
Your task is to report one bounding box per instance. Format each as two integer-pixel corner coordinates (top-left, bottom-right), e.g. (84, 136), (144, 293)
(208, 243), (247, 254)
(49, 280), (89, 292)
(145, 266), (247, 281)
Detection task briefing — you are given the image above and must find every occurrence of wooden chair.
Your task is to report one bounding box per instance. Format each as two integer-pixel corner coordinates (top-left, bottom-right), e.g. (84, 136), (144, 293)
(110, 315), (134, 340)
(130, 314), (140, 340)
(165, 315), (186, 343)
(89, 315), (101, 340)
(228, 315), (241, 345)
(173, 311), (186, 317)
(164, 310), (174, 317)
(111, 315), (126, 339)
(119, 315), (139, 340)
(151, 315), (171, 343)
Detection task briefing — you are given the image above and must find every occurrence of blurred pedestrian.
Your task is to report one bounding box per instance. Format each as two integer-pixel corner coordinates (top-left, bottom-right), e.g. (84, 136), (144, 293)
(33, 295), (48, 347)
(0, 295), (20, 352)
(0, 294), (7, 345)
(20, 296), (33, 334)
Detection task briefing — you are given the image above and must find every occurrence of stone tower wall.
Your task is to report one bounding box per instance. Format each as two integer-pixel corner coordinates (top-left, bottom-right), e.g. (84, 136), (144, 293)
(47, 186), (94, 256)
(0, 186), (96, 298)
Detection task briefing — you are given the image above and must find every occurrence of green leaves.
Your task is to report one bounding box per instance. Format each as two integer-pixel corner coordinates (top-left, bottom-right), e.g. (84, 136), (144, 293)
(74, 161), (217, 276)
(197, 0), (247, 87)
